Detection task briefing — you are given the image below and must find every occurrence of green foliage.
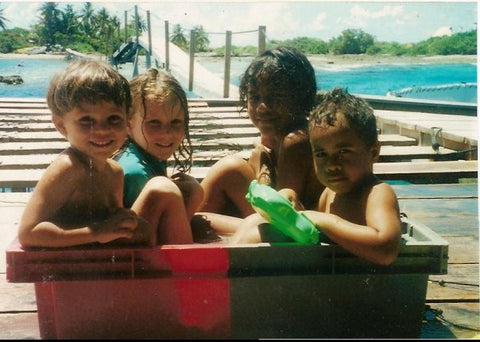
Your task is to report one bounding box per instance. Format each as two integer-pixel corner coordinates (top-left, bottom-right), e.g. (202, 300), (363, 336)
(369, 42), (407, 56)
(0, 28), (32, 53)
(0, 3), (476, 59)
(170, 24), (188, 51)
(328, 29), (375, 54)
(280, 37), (329, 54)
(412, 30), (477, 55)
(192, 25), (209, 52)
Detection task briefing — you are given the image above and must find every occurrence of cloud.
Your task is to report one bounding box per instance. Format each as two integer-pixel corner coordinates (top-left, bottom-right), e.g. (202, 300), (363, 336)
(310, 12), (327, 33)
(432, 26), (453, 38)
(3, 2), (41, 30)
(345, 4), (404, 27)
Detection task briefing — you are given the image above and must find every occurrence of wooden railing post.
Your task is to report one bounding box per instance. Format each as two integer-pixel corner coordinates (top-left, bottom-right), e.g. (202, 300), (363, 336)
(188, 29), (196, 93)
(258, 25), (266, 55)
(133, 6), (140, 77)
(146, 10), (152, 69)
(223, 30), (232, 98)
(124, 11), (128, 43)
(165, 21), (170, 71)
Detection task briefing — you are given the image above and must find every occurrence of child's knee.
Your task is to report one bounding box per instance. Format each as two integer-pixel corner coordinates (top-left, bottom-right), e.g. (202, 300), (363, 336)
(144, 176), (182, 197)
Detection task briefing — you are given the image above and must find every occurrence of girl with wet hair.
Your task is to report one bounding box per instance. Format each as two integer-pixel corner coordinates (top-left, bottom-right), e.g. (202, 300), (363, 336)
(114, 68), (202, 244)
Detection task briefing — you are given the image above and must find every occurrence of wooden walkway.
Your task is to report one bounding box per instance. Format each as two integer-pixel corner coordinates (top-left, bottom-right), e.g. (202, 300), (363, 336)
(0, 97), (478, 338)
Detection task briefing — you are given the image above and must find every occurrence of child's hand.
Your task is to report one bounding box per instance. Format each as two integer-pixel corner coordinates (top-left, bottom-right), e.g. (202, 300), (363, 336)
(278, 188), (305, 211)
(92, 208), (138, 243)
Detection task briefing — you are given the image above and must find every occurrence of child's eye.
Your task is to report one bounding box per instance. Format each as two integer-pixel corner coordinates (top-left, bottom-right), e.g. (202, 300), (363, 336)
(79, 117), (94, 126)
(171, 119), (184, 127)
(108, 115), (124, 125)
(148, 119), (162, 126)
(314, 151), (327, 159)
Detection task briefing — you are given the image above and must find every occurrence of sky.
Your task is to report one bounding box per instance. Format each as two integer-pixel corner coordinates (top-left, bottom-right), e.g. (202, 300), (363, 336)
(1, 1), (478, 47)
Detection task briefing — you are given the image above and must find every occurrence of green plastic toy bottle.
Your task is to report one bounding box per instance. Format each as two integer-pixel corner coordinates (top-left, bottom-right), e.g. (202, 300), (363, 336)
(245, 180), (320, 244)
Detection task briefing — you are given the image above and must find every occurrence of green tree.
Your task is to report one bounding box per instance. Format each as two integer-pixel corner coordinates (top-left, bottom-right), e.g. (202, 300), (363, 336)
(61, 5), (79, 36)
(0, 27), (30, 53)
(170, 24), (188, 50)
(37, 2), (62, 46)
(95, 7), (121, 56)
(329, 29), (375, 54)
(193, 25), (209, 52)
(80, 2), (95, 37)
(0, 5), (9, 30)
(283, 36), (329, 54)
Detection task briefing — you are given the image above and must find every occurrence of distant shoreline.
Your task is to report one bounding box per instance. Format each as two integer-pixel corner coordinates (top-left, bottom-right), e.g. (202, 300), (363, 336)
(0, 52), (477, 66)
(306, 54), (477, 65)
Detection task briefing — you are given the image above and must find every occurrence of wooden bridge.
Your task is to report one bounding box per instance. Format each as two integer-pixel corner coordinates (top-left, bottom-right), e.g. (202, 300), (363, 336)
(0, 96), (478, 338)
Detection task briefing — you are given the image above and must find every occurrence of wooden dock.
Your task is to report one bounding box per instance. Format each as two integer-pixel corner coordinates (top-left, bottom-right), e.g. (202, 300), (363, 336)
(0, 97), (478, 338)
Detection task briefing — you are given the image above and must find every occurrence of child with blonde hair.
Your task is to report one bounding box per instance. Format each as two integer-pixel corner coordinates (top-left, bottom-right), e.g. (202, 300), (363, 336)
(114, 68), (203, 244)
(19, 59), (154, 248)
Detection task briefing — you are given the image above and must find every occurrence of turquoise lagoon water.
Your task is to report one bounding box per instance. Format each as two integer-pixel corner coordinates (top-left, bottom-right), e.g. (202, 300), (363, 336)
(0, 56), (477, 102)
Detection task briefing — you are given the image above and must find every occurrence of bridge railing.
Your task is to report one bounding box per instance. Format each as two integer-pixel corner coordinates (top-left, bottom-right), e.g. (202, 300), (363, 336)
(112, 5), (266, 99)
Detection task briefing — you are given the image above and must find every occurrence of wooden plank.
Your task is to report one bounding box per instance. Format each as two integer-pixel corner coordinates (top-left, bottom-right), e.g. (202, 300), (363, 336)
(379, 134), (417, 146)
(428, 264), (479, 301)
(0, 312), (40, 340)
(0, 274), (36, 312)
(0, 169), (44, 188)
(421, 302), (480, 339)
(376, 160), (478, 183)
(0, 108), (50, 115)
(0, 140), (459, 161)
(397, 198), (478, 237)
(392, 183), (478, 198)
(0, 154), (57, 169)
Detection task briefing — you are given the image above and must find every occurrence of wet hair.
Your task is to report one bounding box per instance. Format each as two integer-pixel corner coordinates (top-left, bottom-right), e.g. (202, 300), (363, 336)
(309, 87), (378, 147)
(239, 46), (317, 124)
(47, 59), (131, 117)
(129, 68), (192, 173)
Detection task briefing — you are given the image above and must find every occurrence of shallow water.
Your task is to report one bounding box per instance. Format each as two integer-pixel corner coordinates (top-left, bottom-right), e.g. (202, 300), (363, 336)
(0, 56), (476, 102)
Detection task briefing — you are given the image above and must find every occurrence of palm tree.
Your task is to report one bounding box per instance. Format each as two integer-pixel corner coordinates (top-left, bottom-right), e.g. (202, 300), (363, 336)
(0, 5), (9, 30)
(80, 2), (95, 37)
(61, 4), (79, 39)
(170, 24), (188, 51)
(38, 2), (62, 46)
(193, 25), (209, 52)
(95, 7), (117, 56)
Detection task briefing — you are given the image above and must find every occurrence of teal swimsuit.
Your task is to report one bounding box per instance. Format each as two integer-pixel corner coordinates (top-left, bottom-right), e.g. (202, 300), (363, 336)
(114, 139), (167, 208)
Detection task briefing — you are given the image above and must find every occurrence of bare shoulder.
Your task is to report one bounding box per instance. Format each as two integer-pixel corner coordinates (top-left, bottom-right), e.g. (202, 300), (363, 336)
(371, 181), (397, 197)
(368, 181), (400, 207)
(283, 129), (309, 148)
(42, 149), (85, 182)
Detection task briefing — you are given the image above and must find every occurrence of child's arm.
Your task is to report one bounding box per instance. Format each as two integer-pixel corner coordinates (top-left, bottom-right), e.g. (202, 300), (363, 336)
(171, 172), (204, 219)
(303, 183), (402, 265)
(18, 158), (139, 248)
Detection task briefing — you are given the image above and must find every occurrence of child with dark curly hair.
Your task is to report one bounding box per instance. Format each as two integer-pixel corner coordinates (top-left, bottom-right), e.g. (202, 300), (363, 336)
(233, 88), (402, 265)
(195, 46), (324, 237)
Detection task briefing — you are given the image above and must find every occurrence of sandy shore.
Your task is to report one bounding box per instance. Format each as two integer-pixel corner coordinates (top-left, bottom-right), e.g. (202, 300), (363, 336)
(306, 53), (477, 65)
(1, 52), (477, 65)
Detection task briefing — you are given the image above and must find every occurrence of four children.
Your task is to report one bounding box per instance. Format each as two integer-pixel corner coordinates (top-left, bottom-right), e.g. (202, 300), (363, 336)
(17, 50), (402, 266)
